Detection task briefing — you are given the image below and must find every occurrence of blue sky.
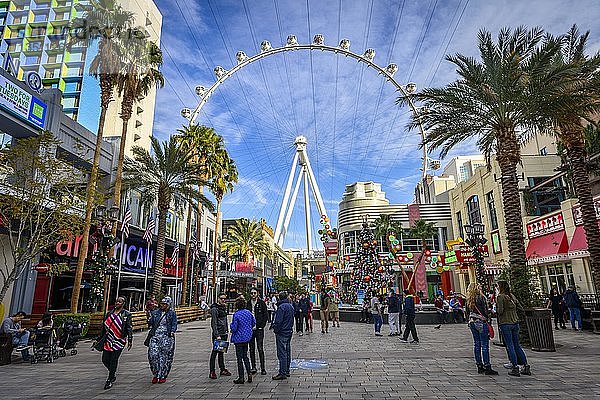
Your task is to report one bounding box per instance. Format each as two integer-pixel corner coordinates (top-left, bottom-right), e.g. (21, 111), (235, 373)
(151, 0), (600, 249)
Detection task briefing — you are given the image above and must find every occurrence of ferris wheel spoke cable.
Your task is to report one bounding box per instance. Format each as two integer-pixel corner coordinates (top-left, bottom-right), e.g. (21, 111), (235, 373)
(407, 0), (440, 82)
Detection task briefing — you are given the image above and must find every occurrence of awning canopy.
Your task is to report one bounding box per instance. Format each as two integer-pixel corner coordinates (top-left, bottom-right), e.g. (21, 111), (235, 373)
(526, 231), (569, 265)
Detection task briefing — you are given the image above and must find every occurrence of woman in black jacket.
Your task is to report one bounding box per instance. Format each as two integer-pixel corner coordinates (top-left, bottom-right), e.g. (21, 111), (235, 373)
(546, 287), (567, 330)
(247, 288), (268, 375)
(209, 294), (231, 379)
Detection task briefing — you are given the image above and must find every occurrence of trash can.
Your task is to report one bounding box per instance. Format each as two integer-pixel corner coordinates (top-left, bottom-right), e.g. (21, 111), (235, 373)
(0, 333), (12, 365)
(524, 308), (555, 352)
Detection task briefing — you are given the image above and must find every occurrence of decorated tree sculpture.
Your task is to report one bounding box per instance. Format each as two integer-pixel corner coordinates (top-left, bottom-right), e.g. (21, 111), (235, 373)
(351, 221), (394, 295)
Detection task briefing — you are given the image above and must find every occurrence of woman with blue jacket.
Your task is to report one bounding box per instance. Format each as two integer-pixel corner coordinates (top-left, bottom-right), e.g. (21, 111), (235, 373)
(147, 296), (178, 384)
(230, 296), (256, 384)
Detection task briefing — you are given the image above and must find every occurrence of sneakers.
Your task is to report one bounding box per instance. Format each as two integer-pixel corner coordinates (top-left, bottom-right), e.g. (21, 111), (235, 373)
(103, 380), (112, 390)
(151, 377), (158, 384)
(477, 364), (485, 374)
(508, 367), (520, 377)
(209, 371), (217, 379)
(410, 340), (419, 344)
(272, 374), (287, 380)
(250, 368), (258, 375)
(158, 378), (166, 384)
(247, 374), (253, 383)
(399, 338), (408, 343)
(375, 332), (383, 336)
(261, 370), (267, 375)
(503, 363), (513, 369)
(15, 345), (27, 351)
(484, 366), (498, 375)
(521, 365), (531, 376)
(299, 332), (303, 336)
(233, 378), (244, 384)
(220, 369), (232, 376)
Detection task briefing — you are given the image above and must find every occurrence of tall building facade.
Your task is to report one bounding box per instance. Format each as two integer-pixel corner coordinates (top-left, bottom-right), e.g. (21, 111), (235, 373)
(0, 0), (162, 154)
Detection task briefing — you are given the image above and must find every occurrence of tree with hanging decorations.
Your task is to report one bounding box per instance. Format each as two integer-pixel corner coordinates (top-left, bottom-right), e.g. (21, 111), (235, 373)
(351, 221), (394, 297)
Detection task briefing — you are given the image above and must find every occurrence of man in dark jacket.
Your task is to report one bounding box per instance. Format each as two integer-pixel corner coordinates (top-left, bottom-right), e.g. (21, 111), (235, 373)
(271, 291), (294, 380)
(564, 286), (583, 331)
(209, 294), (231, 379)
(246, 288), (268, 375)
(400, 290), (419, 343)
(387, 290), (401, 336)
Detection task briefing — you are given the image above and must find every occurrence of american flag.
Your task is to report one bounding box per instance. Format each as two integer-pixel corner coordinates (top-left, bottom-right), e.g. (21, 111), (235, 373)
(120, 202), (132, 238)
(143, 213), (155, 243)
(170, 242), (179, 267)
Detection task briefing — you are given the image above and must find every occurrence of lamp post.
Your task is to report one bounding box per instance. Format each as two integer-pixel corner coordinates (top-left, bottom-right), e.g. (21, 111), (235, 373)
(89, 205), (120, 312)
(464, 222), (489, 293)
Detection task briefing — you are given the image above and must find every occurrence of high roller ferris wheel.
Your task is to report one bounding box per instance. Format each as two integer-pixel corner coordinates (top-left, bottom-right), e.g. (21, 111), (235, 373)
(180, 33), (439, 249)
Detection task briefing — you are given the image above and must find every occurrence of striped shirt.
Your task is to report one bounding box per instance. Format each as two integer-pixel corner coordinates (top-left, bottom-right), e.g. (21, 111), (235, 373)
(103, 312), (127, 351)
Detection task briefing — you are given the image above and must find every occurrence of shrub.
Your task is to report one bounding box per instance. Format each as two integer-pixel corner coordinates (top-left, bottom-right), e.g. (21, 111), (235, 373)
(53, 313), (91, 337)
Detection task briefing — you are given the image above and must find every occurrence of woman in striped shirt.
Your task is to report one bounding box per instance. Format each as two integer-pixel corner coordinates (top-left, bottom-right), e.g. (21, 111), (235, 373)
(101, 297), (133, 390)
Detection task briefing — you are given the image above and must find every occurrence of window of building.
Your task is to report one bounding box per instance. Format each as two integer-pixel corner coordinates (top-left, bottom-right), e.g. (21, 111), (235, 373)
(456, 211), (464, 238)
(466, 195), (482, 225)
(69, 50), (85, 62)
(44, 68), (60, 79)
(8, 43), (22, 52)
(538, 263), (574, 294)
(62, 97), (79, 109)
(46, 54), (63, 63)
(526, 176), (566, 216)
(27, 41), (43, 51)
(30, 27), (47, 37)
(459, 165), (468, 182)
(33, 14), (48, 23)
(486, 191), (498, 230)
(63, 81), (81, 92)
(25, 55), (40, 64)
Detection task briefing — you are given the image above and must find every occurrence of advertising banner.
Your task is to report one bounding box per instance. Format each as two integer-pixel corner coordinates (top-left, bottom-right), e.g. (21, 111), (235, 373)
(0, 74), (47, 128)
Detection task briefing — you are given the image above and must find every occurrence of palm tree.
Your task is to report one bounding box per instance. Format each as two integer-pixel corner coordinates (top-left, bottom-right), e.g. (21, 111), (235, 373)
(537, 25), (600, 291)
(372, 214), (411, 289)
(122, 136), (214, 297)
(113, 38), (164, 210)
(176, 124), (225, 303)
(69, 0), (133, 313)
(221, 218), (272, 264)
(209, 154), (238, 298)
(406, 219), (437, 291)
(398, 26), (558, 306)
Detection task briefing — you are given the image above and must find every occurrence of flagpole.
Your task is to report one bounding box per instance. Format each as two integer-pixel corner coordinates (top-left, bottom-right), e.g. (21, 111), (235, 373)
(143, 239), (150, 303)
(175, 245), (179, 306)
(116, 231), (124, 295)
(189, 250), (195, 306)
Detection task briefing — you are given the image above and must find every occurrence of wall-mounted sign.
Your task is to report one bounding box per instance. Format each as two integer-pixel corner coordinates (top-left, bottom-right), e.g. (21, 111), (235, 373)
(455, 245), (489, 263)
(0, 74), (47, 128)
(526, 212), (564, 239)
(491, 231), (502, 254)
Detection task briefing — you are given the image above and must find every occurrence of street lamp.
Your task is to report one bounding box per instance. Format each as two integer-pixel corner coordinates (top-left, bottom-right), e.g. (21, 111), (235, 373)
(463, 222), (488, 293)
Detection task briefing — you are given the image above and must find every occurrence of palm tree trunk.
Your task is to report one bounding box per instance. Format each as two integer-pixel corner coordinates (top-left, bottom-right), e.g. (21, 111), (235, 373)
(195, 186), (205, 302)
(568, 142), (600, 292)
(182, 201), (192, 304)
(212, 199), (221, 299)
(152, 207), (168, 297)
(70, 103), (109, 313)
(113, 117), (129, 209)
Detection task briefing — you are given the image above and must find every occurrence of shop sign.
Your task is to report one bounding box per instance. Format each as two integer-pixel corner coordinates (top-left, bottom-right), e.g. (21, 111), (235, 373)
(235, 260), (254, 273)
(455, 245), (489, 263)
(445, 250), (457, 264)
(0, 73), (47, 128)
(572, 196), (600, 226)
(526, 212), (564, 238)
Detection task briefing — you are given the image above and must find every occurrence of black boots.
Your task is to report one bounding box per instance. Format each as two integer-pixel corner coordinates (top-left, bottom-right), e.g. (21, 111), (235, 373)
(508, 366), (520, 376)
(484, 365), (499, 375)
(477, 363), (485, 374)
(521, 365), (531, 376)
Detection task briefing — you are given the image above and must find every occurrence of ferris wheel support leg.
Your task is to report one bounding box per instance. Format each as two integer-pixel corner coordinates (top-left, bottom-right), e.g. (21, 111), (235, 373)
(302, 153), (327, 218)
(279, 166), (304, 247)
(303, 167), (312, 253)
(274, 151), (300, 243)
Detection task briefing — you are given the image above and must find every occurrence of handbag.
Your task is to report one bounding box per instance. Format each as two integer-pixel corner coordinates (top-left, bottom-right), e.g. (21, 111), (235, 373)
(488, 322), (495, 339)
(213, 339), (229, 353)
(144, 312), (167, 347)
(91, 333), (107, 352)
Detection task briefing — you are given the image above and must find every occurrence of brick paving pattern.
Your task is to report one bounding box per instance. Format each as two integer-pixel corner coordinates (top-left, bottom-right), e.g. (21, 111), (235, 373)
(2, 320), (599, 399)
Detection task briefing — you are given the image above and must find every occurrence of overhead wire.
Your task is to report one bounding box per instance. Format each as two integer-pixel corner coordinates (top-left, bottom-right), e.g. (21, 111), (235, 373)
(407, 0), (440, 82)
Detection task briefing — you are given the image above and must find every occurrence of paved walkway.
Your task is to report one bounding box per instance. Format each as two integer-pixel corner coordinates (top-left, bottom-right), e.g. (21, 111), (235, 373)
(2, 319), (599, 399)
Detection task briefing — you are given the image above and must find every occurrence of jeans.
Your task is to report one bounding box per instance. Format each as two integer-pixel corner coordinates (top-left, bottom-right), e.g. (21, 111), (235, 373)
(234, 342), (251, 379)
(275, 332), (292, 376)
(388, 313), (400, 334)
(499, 323), (528, 367)
(303, 313), (311, 332)
(209, 334), (227, 373)
(12, 330), (30, 359)
(101, 349), (123, 381)
(373, 314), (383, 333)
(568, 307), (582, 330)
(249, 328), (265, 371)
(402, 314), (418, 341)
(469, 321), (490, 366)
(453, 309), (464, 323)
(552, 308), (566, 327)
(295, 314), (304, 333)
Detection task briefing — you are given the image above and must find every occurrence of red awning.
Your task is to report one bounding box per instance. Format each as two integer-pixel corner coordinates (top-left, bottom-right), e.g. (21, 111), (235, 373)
(569, 226), (588, 253)
(526, 231), (568, 259)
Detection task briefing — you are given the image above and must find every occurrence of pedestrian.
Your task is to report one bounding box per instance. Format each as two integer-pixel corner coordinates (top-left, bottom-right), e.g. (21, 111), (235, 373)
(400, 290), (419, 343)
(0, 311), (31, 361)
(371, 294), (383, 336)
(546, 287), (567, 330)
(563, 286), (583, 331)
(145, 295), (158, 320)
(497, 280), (531, 377)
(307, 295), (314, 333)
(148, 296), (177, 384)
(246, 288), (268, 375)
(434, 294), (448, 324)
(299, 293), (311, 333)
(387, 290), (401, 336)
(209, 293), (232, 379)
(450, 295), (465, 323)
(266, 297), (275, 323)
(328, 293), (340, 328)
(320, 290), (331, 334)
(100, 297), (133, 390)
(466, 282), (498, 375)
(231, 296), (256, 384)
(271, 291), (295, 380)
(361, 296), (371, 323)
(293, 294), (304, 336)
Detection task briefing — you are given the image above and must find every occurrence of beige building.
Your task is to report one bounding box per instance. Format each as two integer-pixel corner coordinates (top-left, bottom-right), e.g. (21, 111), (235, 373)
(447, 133), (576, 294)
(102, 0), (163, 156)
